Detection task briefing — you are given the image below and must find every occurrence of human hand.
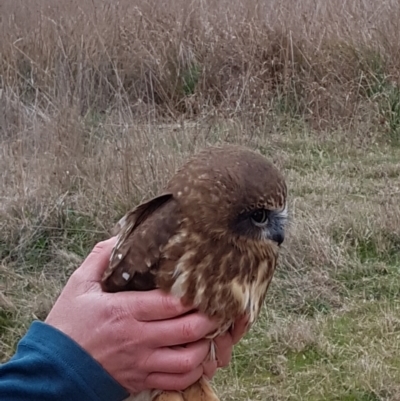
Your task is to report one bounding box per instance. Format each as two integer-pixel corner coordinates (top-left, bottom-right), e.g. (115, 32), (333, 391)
(207, 315), (249, 375)
(45, 237), (247, 394)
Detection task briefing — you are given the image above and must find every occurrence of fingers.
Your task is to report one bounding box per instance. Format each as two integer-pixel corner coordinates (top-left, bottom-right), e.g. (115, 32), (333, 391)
(144, 340), (211, 374)
(202, 360), (217, 379)
(114, 290), (194, 322)
(209, 316), (250, 372)
(145, 312), (218, 348)
(213, 333), (233, 368)
(230, 315), (250, 345)
(144, 366), (204, 392)
(78, 237), (117, 281)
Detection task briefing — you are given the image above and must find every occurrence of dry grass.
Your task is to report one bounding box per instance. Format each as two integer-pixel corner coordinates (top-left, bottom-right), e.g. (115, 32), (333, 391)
(1, 0), (400, 399)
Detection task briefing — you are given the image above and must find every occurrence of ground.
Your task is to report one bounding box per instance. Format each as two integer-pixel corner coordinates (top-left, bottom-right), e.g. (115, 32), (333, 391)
(1, 1), (400, 400)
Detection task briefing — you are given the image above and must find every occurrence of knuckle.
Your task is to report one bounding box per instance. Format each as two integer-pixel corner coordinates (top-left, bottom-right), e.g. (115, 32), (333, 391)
(133, 297), (147, 321)
(90, 241), (106, 255)
(89, 237), (115, 257)
(181, 321), (196, 342)
(67, 270), (81, 285)
(67, 270), (87, 290)
(179, 355), (196, 373)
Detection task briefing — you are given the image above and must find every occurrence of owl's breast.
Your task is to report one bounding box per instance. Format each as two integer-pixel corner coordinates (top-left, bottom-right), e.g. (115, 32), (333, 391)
(155, 227), (277, 330)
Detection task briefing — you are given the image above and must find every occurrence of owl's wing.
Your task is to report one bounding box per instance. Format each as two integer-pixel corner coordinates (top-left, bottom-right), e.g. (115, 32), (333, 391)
(101, 193), (181, 292)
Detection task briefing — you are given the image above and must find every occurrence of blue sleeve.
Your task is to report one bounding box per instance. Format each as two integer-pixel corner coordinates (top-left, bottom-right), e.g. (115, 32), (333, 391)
(0, 321), (129, 401)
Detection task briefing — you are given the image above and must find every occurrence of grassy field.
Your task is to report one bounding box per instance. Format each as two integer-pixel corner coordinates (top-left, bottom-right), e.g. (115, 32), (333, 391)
(1, 0), (400, 399)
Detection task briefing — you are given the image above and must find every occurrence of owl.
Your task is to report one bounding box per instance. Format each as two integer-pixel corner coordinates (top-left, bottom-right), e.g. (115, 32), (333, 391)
(101, 145), (287, 401)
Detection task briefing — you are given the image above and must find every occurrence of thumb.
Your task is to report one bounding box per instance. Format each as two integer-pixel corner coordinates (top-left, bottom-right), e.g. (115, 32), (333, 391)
(78, 236), (117, 281)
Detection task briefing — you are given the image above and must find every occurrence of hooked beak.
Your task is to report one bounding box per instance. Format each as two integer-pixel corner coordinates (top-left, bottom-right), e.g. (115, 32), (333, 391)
(271, 231), (284, 246)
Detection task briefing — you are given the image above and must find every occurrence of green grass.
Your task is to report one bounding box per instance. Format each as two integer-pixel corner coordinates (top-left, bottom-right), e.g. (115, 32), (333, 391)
(0, 310), (15, 337)
(215, 299), (400, 400)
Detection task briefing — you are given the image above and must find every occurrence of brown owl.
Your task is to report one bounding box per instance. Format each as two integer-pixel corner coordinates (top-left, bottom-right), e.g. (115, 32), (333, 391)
(101, 145), (288, 401)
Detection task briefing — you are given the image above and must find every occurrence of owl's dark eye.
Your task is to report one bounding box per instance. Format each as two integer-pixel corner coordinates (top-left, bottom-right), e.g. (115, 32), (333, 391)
(251, 209), (269, 227)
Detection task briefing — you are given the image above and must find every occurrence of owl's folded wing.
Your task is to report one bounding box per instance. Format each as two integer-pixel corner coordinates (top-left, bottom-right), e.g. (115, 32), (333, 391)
(101, 193), (181, 292)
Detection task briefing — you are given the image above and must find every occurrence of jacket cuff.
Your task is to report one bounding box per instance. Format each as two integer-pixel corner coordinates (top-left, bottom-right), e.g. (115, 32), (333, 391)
(18, 321), (129, 401)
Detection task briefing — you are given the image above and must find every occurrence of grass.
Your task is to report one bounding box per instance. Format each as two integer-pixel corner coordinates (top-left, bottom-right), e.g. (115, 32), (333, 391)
(1, 0), (400, 399)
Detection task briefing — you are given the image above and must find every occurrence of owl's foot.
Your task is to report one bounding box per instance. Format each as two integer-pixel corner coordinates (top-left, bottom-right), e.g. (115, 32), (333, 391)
(152, 377), (219, 401)
(153, 391), (184, 401)
(182, 377), (220, 401)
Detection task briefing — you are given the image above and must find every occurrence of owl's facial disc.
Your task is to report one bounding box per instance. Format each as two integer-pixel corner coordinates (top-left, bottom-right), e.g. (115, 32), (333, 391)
(233, 203), (287, 246)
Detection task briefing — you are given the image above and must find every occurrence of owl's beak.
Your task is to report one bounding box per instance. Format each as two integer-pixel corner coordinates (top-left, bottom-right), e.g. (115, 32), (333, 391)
(271, 231), (284, 246)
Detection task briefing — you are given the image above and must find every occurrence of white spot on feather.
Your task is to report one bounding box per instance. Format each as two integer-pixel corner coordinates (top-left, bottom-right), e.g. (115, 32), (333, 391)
(193, 285), (207, 307)
(170, 271), (189, 298)
(117, 253), (123, 260)
(122, 272), (130, 281)
(118, 215), (127, 228)
(170, 251), (194, 298)
(231, 281), (245, 307)
(210, 340), (216, 361)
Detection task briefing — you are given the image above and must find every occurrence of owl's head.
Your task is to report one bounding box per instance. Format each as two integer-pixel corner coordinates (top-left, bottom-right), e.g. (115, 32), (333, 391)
(166, 145), (288, 249)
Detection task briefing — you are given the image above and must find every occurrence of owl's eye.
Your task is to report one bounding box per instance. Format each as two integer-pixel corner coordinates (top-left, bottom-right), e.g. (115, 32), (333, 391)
(251, 209), (269, 227)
